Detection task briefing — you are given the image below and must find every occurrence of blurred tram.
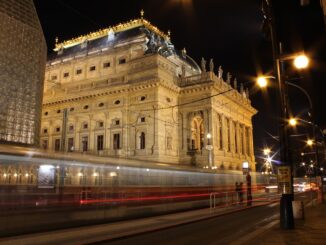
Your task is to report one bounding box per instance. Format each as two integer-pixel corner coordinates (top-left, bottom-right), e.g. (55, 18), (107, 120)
(0, 144), (275, 210)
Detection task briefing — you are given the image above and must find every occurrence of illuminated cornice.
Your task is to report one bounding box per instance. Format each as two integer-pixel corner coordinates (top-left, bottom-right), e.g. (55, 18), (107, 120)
(54, 18), (170, 51)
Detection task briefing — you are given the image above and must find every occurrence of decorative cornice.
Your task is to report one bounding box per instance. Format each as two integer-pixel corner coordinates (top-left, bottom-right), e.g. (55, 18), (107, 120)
(54, 18), (169, 51)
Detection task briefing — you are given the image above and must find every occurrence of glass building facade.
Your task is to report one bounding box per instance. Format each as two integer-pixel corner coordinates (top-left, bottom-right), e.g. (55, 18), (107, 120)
(0, 0), (46, 145)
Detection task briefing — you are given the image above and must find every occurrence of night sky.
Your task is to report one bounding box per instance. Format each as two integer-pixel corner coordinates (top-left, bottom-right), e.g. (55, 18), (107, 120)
(34, 0), (326, 165)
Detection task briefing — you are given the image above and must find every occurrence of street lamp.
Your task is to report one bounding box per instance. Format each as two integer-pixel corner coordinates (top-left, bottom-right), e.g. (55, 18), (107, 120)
(289, 118), (297, 127)
(263, 148), (271, 155)
(257, 76), (268, 88)
(307, 139), (314, 146)
(293, 55), (309, 69)
(206, 133), (213, 168)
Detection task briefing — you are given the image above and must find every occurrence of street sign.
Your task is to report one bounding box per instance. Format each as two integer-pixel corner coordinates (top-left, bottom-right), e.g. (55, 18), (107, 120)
(277, 166), (292, 194)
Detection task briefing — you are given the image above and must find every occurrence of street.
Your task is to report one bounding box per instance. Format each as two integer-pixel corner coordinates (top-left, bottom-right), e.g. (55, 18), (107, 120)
(94, 192), (313, 245)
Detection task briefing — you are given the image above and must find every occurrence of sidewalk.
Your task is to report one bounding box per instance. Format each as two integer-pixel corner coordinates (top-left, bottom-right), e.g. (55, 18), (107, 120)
(239, 202), (326, 245)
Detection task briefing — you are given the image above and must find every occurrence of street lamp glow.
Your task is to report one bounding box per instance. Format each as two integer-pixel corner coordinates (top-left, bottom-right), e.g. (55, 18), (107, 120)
(307, 139), (313, 146)
(302, 162), (305, 166)
(206, 133), (212, 139)
(320, 167), (324, 171)
(267, 156), (272, 163)
(289, 118), (297, 126)
(263, 148), (271, 155)
(294, 55), (309, 69)
(310, 164), (314, 168)
(257, 77), (268, 88)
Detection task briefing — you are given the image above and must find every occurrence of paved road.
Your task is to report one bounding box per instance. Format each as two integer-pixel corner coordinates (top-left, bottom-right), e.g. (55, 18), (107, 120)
(94, 192), (314, 245)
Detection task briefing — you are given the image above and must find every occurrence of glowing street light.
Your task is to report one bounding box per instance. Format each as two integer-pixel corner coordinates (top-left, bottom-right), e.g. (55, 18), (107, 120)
(289, 118), (297, 127)
(257, 76), (268, 88)
(263, 148), (271, 155)
(293, 55), (309, 69)
(307, 139), (314, 146)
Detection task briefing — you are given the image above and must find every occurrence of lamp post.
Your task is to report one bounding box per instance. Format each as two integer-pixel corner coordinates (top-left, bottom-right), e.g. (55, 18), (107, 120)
(206, 133), (213, 168)
(261, 0), (312, 229)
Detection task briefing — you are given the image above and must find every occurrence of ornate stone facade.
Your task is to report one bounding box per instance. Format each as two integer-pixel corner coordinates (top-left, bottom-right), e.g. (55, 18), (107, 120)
(0, 0), (47, 145)
(41, 17), (257, 170)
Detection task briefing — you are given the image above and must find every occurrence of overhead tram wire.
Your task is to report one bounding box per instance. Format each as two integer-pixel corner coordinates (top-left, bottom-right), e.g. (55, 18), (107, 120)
(53, 0), (100, 28)
(139, 88), (234, 112)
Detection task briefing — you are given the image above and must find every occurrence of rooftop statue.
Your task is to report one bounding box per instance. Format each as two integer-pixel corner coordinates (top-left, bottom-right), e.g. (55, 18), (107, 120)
(218, 65), (223, 79)
(201, 58), (206, 73)
(209, 59), (214, 72)
(227, 72), (232, 84)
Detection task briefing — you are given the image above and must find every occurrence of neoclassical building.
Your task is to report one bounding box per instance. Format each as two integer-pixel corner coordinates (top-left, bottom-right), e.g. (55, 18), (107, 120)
(41, 14), (257, 170)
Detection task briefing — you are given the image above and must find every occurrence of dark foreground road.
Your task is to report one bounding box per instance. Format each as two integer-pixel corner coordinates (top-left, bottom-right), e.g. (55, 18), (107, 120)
(94, 192), (313, 245)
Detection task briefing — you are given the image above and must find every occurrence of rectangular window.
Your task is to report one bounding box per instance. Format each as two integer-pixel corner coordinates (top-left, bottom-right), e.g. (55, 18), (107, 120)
(43, 129), (48, 134)
(113, 133), (120, 150)
(54, 139), (60, 151)
(115, 120), (120, 126)
(56, 127), (60, 132)
(68, 138), (74, 152)
(63, 72), (69, 78)
(42, 140), (48, 150)
(227, 119), (231, 152)
(76, 69), (82, 75)
(103, 62), (110, 68)
(82, 136), (88, 152)
(51, 75), (57, 80)
(118, 58), (126, 64)
(89, 66), (96, 71)
(140, 117), (145, 123)
(234, 122), (238, 153)
(97, 135), (104, 151)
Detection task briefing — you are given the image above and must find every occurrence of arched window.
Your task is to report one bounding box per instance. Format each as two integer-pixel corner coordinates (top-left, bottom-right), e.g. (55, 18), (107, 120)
(139, 132), (146, 150)
(191, 115), (204, 150)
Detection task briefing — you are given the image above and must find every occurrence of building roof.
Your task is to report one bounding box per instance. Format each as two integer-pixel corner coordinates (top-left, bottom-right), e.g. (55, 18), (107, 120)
(48, 17), (200, 72)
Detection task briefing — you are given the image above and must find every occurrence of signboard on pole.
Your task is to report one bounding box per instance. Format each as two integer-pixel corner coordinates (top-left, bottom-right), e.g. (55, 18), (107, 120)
(277, 166), (291, 194)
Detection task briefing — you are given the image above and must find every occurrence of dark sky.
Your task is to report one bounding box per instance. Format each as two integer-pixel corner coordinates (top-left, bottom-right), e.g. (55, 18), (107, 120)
(34, 0), (326, 162)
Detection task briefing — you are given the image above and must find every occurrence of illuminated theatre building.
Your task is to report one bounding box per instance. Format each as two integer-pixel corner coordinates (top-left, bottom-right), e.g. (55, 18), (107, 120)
(41, 14), (257, 170)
